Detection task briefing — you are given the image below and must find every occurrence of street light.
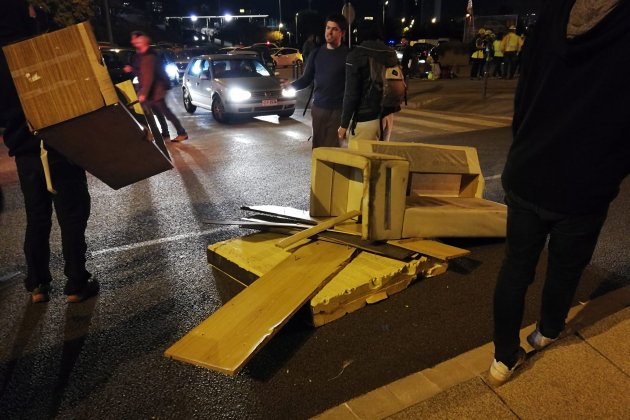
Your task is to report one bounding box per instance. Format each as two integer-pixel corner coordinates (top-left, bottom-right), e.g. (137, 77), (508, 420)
(382, 1), (388, 26)
(278, 0), (282, 28)
(295, 13), (299, 46)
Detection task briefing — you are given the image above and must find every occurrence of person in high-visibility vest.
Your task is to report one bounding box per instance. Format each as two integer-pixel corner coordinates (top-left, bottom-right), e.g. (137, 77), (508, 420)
(492, 32), (505, 78)
(470, 28), (487, 79)
(501, 25), (523, 79)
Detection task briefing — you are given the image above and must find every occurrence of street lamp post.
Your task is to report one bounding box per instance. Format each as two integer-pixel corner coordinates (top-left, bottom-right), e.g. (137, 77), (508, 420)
(382, 0), (389, 26)
(278, 0), (282, 28)
(295, 13), (299, 46)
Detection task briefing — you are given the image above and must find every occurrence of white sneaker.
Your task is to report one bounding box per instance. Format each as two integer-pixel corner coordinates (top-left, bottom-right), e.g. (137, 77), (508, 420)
(488, 347), (526, 386)
(527, 328), (558, 350)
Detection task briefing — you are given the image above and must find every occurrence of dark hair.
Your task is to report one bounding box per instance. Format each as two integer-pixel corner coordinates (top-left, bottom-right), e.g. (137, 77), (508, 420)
(130, 30), (148, 39)
(325, 13), (348, 33)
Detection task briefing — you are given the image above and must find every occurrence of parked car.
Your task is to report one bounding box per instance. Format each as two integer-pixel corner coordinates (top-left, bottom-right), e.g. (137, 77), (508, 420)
(238, 45), (276, 72)
(172, 46), (218, 81)
(271, 48), (303, 67)
(101, 48), (135, 84)
(181, 54), (296, 123)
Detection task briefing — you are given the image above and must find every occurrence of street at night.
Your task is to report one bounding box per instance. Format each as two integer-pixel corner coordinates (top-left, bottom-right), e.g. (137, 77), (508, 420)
(1, 75), (628, 418)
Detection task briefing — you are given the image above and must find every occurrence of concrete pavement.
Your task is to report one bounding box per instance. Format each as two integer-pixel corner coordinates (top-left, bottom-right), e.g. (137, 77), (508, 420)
(316, 285), (630, 419)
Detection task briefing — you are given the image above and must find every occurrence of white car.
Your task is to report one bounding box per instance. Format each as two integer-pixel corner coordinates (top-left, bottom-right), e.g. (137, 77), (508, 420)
(182, 54), (296, 123)
(271, 48), (304, 67)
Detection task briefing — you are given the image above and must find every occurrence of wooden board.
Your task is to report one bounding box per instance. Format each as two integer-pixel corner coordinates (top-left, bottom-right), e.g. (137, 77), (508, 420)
(165, 241), (355, 375)
(387, 238), (470, 260)
(39, 104), (172, 190)
(3, 22), (117, 130)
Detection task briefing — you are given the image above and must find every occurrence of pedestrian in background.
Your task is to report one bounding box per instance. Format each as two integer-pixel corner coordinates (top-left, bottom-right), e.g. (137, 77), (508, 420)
(125, 31), (188, 143)
(1, 0), (98, 303)
(282, 14), (348, 148)
(500, 25), (523, 79)
(492, 32), (504, 78)
(470, 28), (487, 79)
(301, 34), (316, 62)
(489, 0), (630, 386)
(400, 37), (413, 80)
(338, 21), (400, 142)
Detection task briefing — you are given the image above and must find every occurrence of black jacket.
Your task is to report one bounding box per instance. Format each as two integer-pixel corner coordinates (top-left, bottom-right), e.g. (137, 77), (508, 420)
(1, 0), (39, 157)
(502, 0), (630, 214)
(340, 40), (398, 129)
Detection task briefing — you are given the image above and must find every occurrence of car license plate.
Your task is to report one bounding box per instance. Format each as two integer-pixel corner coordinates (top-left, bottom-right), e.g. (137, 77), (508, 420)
(262, 99), (277, 105)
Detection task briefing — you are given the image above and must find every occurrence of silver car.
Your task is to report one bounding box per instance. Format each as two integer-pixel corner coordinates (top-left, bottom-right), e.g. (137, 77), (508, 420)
(181, 54), (296, 123)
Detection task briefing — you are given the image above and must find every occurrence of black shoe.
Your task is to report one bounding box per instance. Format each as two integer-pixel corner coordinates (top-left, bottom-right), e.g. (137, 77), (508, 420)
(67, 280), (100, 303)
(31, 284), (51, 304)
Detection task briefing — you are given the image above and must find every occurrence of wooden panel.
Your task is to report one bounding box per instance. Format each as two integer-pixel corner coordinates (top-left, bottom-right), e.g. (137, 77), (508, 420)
(387, 239), (470, 260)
(39, 104), (172, 190)
(165, 241), (355, 375)
(3, 22), (116, 130)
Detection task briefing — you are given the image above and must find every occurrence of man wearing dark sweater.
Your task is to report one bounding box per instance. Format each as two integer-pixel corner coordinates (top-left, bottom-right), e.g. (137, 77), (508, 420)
(489, 0), (629, 385)
(282, 14), (348, 148)
(1, 0), (98, 303)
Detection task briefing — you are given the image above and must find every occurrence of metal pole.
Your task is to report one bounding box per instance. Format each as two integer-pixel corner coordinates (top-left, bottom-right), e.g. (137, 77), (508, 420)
(278, 0), (282, 27)
(103, 0), (114, 44)
(295, 13), (299, 46)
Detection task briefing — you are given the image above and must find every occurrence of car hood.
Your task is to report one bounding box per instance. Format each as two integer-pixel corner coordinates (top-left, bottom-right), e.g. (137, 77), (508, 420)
(215, 76), (280, 90)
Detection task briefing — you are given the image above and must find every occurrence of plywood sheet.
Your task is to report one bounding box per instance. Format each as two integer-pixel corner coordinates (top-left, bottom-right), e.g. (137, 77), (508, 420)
(3, 22), (117, 130)
(165, 241), (355, 375)
(387, 239), (470, 260)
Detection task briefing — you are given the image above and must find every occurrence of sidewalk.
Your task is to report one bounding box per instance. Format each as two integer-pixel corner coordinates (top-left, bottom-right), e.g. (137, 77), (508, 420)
(315, 285), (630, 419)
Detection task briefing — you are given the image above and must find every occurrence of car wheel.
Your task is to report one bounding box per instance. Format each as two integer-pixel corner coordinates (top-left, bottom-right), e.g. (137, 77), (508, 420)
(183, 88), (196, 114)
(278, 109), (295, 119)
(211, 96), (229, 123)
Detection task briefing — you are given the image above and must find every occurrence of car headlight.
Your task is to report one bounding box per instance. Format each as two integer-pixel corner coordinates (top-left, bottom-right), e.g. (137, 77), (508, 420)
(282, 87), (296, 98)
(165, 63), (179, 79)
(227, 87), (251, 102)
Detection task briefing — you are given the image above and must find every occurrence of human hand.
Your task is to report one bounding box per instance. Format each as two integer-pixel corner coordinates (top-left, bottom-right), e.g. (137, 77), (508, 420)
(123, 65), (133, 73)
(138, 94), (146, 103)
(337, 127), (347, 141)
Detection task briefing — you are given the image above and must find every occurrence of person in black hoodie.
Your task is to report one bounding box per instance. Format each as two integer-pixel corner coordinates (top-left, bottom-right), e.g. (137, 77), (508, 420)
(1, 0), (98, 304)
(338, 21), (399, 142)
(489, 0), (629, 386)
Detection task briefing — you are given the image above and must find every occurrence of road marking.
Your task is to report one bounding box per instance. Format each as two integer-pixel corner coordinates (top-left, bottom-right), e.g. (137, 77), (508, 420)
(484, 174), (502, 180)
(91, 227), (221, 256)
(401, 108), (512, 126)
(394, 115), (474, 132)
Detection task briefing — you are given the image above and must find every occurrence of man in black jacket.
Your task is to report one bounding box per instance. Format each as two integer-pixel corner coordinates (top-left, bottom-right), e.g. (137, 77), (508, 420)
(1, 0), (98, 303)
(338, 22), (399, 142)
(489, 0), (629, 385)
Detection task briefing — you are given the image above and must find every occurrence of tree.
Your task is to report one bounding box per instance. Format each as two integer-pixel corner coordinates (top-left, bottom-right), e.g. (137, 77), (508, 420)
(30, 0), (94, 28)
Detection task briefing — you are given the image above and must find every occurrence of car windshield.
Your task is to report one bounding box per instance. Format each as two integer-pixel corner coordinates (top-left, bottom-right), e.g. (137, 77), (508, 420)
(210, 58), (270, 78)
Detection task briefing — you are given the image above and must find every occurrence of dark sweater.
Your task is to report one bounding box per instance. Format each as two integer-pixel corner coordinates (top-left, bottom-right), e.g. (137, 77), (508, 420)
(1, 0), (38, 157)
(291, 44), (348, 109)
(502, 0), (630, 215)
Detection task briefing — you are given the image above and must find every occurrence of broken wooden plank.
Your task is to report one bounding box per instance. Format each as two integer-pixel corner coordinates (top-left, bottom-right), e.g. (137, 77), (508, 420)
(387, 238), (470, 260)
(165, 241), (355, 375)
(241, 205), (318, 225)
(275, 210), (361, 249)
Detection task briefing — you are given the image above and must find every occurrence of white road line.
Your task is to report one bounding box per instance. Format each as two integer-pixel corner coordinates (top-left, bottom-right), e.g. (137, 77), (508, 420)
(484, 174), (502, 180)
(400, 108), (511, 127)
(91, 227), (221, 256)
(395, 115), (473, 132)
(402, 107), (514, 122)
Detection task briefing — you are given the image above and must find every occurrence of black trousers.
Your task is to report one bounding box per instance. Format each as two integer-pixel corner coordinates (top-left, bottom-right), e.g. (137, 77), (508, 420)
(15, 150), (91, 295)
(148, 98), (186, 136)
(493, 191), (607, 367)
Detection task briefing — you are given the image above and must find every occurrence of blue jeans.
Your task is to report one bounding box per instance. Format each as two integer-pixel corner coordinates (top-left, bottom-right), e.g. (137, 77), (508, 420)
(493, 191), (607, 367)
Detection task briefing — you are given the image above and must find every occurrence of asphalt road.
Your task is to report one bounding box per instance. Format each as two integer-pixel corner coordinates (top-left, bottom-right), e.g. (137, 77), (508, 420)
(1, 78), (628, 419)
